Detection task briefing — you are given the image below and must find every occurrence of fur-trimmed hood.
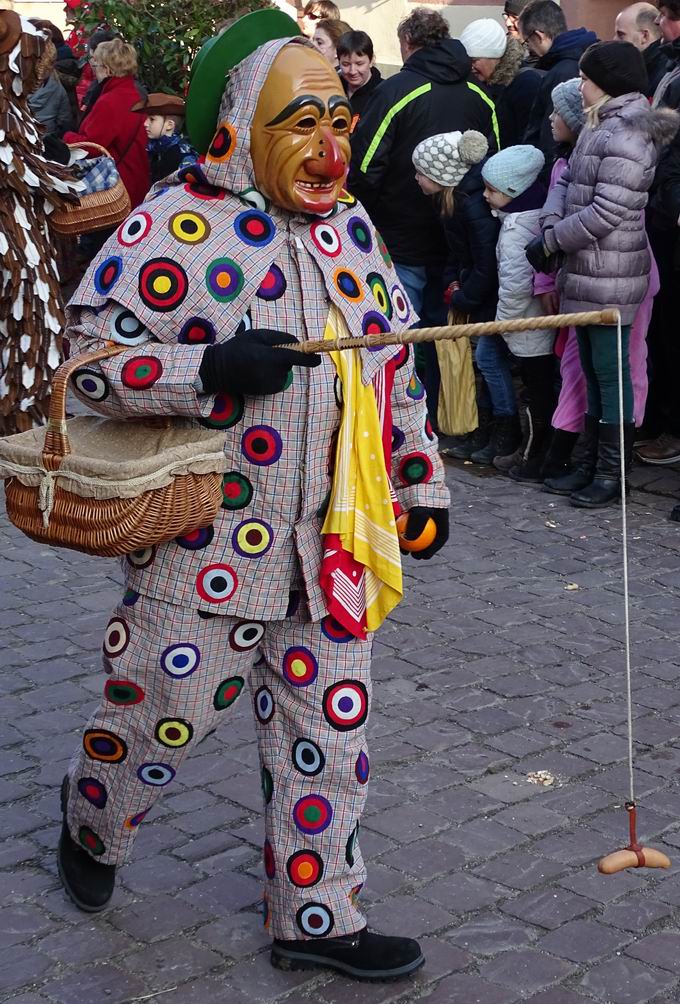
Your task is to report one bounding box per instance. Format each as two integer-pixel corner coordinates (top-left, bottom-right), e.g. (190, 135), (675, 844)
(488, 35), (525, 87)
(598, 93), (680, 148)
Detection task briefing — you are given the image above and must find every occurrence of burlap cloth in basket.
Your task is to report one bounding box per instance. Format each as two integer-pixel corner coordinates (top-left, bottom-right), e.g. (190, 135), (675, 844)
(0, 417), (227, 501)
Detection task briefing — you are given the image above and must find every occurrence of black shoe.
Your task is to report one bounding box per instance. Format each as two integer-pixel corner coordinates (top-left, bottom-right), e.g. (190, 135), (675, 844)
(670, 504), (680, 523)
(471, 414), (521, 465)
(445, 409), (492, 460)
(570, 422), (634, 509)
(271, 927), (425, 982)
(57, 776), (116, 913)
(543, 414), (599, 495)
(540, 429), (579, 480)
(508, 408), (552, 483)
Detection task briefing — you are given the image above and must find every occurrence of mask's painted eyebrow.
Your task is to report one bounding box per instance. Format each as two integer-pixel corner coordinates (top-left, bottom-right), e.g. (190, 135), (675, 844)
(265, 94), (326, 127)
(328, 95), (352, 116)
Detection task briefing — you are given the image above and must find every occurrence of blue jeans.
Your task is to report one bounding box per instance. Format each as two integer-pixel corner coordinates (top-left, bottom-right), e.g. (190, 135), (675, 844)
(474, 334), (517, 417)
(395, 262), (447, 429)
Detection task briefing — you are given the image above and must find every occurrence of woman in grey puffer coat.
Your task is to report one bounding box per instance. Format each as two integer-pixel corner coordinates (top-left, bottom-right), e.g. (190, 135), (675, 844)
(532, 41), (679, 508)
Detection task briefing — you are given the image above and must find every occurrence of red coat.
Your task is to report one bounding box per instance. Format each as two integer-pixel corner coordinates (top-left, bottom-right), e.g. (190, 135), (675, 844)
(65, 75), (151, 209)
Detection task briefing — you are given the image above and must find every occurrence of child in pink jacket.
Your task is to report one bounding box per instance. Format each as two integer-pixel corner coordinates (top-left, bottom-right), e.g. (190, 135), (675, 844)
(537, 78), (658, 482)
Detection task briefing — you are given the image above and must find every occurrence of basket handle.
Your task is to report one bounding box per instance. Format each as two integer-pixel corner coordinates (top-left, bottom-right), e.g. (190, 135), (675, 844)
(43, 343), (128, 470)
(67, 141), (113, 159)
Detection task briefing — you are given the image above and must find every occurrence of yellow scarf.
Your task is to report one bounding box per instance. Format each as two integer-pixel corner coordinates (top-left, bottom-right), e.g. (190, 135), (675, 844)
(321, 306), (403, 632)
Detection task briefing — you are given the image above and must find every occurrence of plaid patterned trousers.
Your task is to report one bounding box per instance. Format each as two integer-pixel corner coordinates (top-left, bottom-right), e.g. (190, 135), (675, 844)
(66, 593), (372, 940)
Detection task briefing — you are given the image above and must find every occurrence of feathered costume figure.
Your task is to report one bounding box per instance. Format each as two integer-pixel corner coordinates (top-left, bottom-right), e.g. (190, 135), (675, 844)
(0, 10), (80, 434)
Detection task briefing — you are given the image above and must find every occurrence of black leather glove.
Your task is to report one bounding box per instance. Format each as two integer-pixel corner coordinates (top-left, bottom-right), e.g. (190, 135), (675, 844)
(400, 506), (449, 560)
(199, 329), (321, 396)
(525, 230), (561, 275)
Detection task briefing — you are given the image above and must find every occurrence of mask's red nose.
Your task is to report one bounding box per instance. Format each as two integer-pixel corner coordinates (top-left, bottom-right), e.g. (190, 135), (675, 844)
(305, 128), (347, 181)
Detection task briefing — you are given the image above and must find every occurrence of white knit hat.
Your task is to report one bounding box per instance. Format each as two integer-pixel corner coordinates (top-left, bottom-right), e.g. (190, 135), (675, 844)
(460, 19), (507, 59)
(412, 130), (489, 189)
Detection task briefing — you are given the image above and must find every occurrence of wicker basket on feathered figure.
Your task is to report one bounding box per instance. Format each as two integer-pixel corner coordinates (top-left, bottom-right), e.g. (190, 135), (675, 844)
(0, 344), (227, 557)
(50, 142), (132, 236)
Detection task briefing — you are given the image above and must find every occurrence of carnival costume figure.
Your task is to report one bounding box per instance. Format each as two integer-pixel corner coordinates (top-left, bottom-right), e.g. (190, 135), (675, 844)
(0, 10), (80, 435)
(57, 13), (450, 980)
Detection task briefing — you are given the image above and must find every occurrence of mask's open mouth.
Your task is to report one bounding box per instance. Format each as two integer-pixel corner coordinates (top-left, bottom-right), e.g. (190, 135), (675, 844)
(295, 180), (338, 194)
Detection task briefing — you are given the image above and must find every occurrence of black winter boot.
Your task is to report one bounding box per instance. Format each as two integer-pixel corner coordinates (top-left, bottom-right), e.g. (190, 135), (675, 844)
(570, 423), (634, 508)
(543, 414), (599, 495)
(471, 414), (521, 465)
(508, 408), (553, 482)
(444, 408), (492, 460)
(57, 776), (116, 912)
(271, 927), (425, 981)
(540, 429), (579, 480)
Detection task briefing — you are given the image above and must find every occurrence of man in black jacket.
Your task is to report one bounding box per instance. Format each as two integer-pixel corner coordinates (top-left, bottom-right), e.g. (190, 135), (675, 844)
(519, 0), (597, 162)
(614, 2), (669, 97)
(348, 9), (498, 425)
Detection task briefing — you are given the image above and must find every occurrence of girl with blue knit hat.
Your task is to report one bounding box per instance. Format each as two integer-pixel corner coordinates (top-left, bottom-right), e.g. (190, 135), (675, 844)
(477, 144), (557, 476)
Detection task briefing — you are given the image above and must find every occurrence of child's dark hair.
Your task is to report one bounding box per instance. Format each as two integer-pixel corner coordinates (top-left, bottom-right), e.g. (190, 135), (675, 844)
(336, 30), (374, 61)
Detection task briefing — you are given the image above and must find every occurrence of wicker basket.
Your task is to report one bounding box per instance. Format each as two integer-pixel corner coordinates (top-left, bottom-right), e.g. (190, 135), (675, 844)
(50, 142), (132, 236)
(0, 344), (228, 557)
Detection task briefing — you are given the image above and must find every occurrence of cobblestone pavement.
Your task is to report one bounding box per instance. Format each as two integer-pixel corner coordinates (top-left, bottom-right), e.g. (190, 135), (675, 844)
(2, 458), (680, 1004)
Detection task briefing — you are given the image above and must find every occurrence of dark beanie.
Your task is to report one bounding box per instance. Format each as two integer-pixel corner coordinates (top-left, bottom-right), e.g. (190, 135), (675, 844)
(504, 0), (531, 15)
(579, 41), (648, 98)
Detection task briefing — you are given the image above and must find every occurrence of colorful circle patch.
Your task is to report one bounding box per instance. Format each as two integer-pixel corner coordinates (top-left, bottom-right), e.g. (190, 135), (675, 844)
(185, 181), (225, 202)
(264, 838), (276, 879)
(292, 794), (333, 835)
(79, 825), (105, 856)
(73, 368), (109, 402)
(138, 258), (188, 312)
(118, 211), (152, 247)
(124, 807), (150, 830)
(282, 647), (318, 687)
(346, 822), (360, 867)
(122, 588), (140, 607)
(424, 415), (436, 443)
(178, 316), (217, 344)
(104, 680), (145, 706)
(169, 210), (211, 244)
(346, 216), (372, 254)
(83, 728), (128, 764)
(398, 452), (433, 486)
(292, 738), (325, 776)
(320, 615), (353, 644)
(196, 563), (238, 604)
(205, 257), (244, 303)
(337, 188), (357, 207)
(323, 680), (369, 732)
(179, 162), (208, 186)
(127, 546), (156, 569)
(296, 902), (335, 938)
(77, 777), (107, 809)
(155, 718), (194, 748)
(221, 471), (253, 511)
(406, 372), (425, 401)
(207, 121), (236, 163)
(310, 221), (341, 257)
(121, 355), (163, 390)
(391, 283), (410, 322)
(334, 268), (363, 302)
(355, 750), (370, 785)
(377, 232), (392, 266)
(175, 526), (214, 550)
(241, 425), (283, 466)
(234, 209), (276, 247)
(256, 265), (287, 301)
(361, 310), (390, 340)
(109, 306), (148, 345)
(261, 765), (273, 804)
(287, 849), (323, 888)
(137, 762), (175, 786)
(367, 272), (392, 319)
(200, 393), (244, 430)
(103, 618), (130, 658)
(392, 425), (406, 452)
(213, 675), (245, 710)
(394, 344), (410, 369)
(232, 519), (274, 559)
(94, 255), (123, 295)
(160, 643), (201, 679)
(254, 686), (275, 724)
(229, 621), (264, 652)
(238, 186), (268, 212)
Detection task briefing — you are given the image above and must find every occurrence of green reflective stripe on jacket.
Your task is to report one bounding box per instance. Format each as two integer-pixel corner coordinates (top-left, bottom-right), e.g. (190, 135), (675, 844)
(467, 81), (500, 150)
(359, 82), (432, 174)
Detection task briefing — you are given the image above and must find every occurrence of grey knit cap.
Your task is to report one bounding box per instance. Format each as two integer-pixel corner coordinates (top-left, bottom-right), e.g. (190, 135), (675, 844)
(481, 144), (545, 198)
(551, 78), (584, 135)
(412, 130), (489, 188)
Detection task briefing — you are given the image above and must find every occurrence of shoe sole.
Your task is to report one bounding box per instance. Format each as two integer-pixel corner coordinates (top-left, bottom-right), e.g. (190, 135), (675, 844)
(634, 454), (680, 465)
(569, 496), (621, 509)
(271, 947), (425, 981)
